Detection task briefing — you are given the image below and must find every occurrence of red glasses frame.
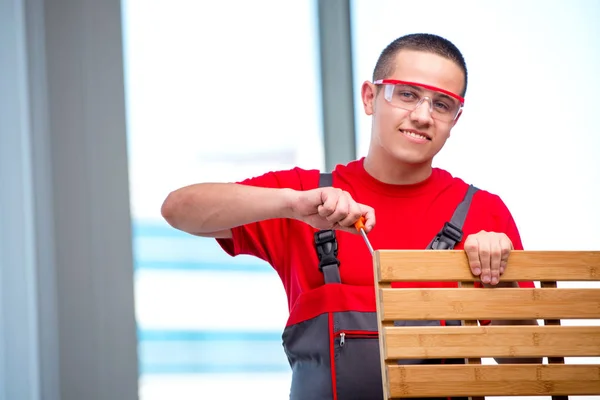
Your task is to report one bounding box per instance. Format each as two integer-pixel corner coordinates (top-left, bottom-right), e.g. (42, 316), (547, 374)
(373, 79), (465, 106)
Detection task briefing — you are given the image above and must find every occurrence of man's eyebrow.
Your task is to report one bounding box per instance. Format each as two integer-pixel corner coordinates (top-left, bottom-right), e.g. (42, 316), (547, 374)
(401, 84), (423, 91)
(436, 93), (455, 102)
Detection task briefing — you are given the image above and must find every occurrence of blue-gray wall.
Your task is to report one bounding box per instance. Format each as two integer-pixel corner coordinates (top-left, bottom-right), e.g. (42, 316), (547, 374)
(1, 0), (138, 399)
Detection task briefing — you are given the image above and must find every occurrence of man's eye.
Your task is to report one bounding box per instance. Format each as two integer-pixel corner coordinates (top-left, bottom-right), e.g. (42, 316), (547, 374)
(397, 91), (417, 100)
(434, 101), (451, 112)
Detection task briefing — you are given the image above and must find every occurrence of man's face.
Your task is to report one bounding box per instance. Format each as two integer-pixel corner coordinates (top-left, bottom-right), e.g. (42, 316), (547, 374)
(362, 50), (465, 165)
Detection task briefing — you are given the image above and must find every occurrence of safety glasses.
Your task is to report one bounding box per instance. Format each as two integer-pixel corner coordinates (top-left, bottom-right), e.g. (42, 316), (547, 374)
(373, 79), (464, 122)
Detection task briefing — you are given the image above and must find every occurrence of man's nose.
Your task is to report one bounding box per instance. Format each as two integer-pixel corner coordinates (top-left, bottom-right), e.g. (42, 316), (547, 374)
(410, 97), (434, 124)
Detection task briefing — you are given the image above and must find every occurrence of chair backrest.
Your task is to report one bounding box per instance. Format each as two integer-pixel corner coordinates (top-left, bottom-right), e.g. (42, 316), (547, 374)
(373, 250), (600, 400)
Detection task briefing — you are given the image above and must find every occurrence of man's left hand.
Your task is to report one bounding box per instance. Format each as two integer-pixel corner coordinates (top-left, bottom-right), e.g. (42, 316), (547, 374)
(463, 230), (513, 285)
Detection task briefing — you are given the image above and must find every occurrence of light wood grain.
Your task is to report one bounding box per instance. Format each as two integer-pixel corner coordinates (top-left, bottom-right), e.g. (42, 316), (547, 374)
(383, 325), (600, 359)
(375, 250), (600, 282)
(373, 250), (600, 398)
(379, 288), (600, 320)
(386, 364), (600, 397)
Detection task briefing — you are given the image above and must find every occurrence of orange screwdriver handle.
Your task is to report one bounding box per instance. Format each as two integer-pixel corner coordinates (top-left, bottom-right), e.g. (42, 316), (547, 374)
(354, 216), (366, 232)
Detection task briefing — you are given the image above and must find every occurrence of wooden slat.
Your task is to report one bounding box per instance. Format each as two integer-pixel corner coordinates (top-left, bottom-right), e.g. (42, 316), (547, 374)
(375, 250), (600, 282)
(387, 364), (600, 397)
(383, 325), (600, 359)
(380, 288), (600, 320)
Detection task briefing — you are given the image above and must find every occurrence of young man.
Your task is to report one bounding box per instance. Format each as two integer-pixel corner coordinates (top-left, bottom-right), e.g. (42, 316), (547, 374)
(162, 33), (537, 400)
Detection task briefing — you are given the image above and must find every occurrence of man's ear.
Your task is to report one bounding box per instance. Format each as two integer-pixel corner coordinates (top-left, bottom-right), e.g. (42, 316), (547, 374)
(361, 81), (376, 115)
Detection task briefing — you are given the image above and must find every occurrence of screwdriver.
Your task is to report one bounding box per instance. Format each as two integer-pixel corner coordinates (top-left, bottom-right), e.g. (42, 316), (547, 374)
(354, 216), (374, 255)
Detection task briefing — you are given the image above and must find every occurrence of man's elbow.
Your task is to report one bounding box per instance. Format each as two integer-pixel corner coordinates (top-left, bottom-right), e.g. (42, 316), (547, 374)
(161, 191), (179, 226)
(161, 190), (193, 230)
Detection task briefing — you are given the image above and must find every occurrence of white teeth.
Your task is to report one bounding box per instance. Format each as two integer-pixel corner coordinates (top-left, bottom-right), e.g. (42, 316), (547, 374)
(402, 130), (428, 140)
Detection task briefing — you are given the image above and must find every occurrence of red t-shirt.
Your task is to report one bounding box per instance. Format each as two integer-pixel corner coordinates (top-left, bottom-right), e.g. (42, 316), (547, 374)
(217, 158), (532, 312)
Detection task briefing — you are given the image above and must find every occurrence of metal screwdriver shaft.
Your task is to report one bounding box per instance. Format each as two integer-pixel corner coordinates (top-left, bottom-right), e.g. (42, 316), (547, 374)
(354, 217), (374, 255)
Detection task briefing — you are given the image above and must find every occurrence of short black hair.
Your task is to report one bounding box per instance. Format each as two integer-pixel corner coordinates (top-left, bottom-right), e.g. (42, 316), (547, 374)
(372, 33), (468, 97)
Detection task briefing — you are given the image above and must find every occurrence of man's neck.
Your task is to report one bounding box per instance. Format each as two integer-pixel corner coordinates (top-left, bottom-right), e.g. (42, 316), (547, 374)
(363, 153), (433, 185)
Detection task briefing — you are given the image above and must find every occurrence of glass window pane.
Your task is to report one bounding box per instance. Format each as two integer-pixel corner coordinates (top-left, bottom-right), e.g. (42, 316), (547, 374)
(122, 1), (323, 399)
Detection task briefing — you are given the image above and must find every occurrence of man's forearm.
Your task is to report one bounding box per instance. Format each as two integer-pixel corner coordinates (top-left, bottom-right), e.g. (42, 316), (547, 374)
(161, 183), (295, 236)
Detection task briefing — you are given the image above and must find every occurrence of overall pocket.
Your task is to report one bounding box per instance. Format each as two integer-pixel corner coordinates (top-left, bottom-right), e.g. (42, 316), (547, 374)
(333, 330), (383, 400)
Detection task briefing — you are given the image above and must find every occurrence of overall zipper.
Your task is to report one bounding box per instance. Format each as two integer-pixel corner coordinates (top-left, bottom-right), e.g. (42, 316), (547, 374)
(336, 330), (378, 347)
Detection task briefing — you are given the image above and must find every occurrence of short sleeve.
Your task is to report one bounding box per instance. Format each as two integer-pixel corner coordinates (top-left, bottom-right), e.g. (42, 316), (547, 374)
(488, 194), (524, 250)
(215, 167), (320, 271)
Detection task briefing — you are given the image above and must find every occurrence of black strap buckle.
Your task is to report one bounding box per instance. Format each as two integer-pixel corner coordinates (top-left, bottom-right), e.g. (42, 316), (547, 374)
(314, 230), (340, 272)
(430, 222), (463, 250)
(440, 221), (463, 243)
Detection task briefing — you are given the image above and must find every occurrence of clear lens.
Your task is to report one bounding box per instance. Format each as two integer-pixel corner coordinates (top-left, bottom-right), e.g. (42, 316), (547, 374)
(383, 84), (462, 122)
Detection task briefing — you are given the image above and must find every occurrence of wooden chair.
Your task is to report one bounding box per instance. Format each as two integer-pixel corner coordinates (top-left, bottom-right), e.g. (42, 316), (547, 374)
(373, 250), (600, 399)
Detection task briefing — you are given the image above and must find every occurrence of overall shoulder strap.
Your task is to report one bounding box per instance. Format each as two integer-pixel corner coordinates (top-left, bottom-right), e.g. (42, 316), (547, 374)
(318, 172), (333, 188)
(427, 184), (479, 250)
(314, 172), (341, 284)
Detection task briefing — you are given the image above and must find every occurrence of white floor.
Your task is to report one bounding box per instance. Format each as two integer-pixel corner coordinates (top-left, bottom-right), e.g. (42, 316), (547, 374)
(139, 373), (292, 400)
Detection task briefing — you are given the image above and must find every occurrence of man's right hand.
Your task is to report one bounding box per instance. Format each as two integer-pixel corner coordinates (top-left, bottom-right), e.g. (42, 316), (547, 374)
(289, 187), (375, 234)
